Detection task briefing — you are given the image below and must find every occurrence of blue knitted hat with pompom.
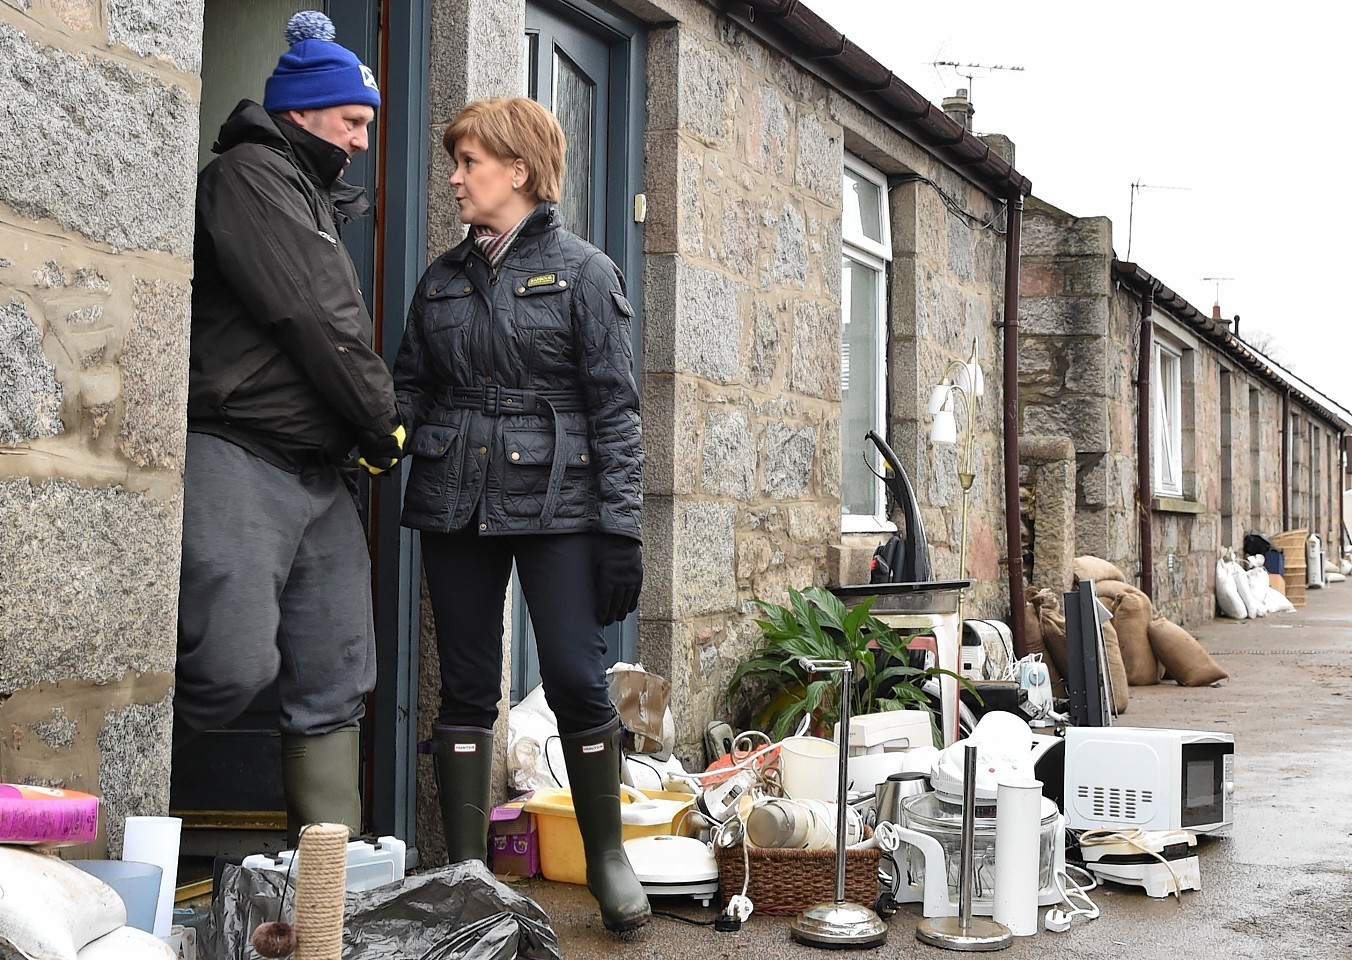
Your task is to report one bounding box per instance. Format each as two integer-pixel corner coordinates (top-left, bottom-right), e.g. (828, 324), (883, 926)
(264, 11), (380, 112)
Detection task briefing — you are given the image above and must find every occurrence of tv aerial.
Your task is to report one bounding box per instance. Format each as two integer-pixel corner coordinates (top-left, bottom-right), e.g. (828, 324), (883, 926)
(1126, 180), (1190, 261)
(1202, 276), (1234, 305)
(929, 61), (1024, 103)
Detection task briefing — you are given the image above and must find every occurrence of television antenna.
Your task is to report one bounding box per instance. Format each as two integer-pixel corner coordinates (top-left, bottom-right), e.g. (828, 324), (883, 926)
(929, 61), (1024, 103)
(1202, 276), (1234, 305)
(1126, 180), (1190, 261)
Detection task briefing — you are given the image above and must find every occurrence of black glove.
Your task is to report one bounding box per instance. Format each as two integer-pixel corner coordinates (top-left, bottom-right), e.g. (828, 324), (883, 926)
(593, 534), (643, 626)
(357, 424), (406, 476)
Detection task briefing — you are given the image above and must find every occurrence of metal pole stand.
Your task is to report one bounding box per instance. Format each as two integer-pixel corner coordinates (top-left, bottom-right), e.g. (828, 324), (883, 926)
(790, 659), (888, 950)
(915, 743), (1013, 951)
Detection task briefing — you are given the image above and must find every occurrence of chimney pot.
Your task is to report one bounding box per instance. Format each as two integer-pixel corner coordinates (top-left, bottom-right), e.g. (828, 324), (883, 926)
(1211, 303), (1222, 321)
(941, 88), (975, 132)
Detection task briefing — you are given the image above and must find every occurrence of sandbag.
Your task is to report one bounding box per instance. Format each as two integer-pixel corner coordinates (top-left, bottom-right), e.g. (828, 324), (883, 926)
(1073, 555), (1126, 584)
(1215, 557), (1247, 619)
(1231, 559), (1259, 619)
(0, 847), (126, 960)
(1107, 589), (1157, 686)
(1091, 579), (1136, 603)
(1147, 616), (1228, 686)
(1099, 620), (1130, 714)
(1264, 587), (1295, 614)
(1023, 596), (1064, 694)
(1245, 566), (1269, 616)
(1033, 595), (1068, 680)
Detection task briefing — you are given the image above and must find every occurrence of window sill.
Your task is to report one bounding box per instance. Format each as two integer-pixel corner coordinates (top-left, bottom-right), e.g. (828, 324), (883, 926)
(841, 515), (898, 535)
(1152, 496), (1205, 515)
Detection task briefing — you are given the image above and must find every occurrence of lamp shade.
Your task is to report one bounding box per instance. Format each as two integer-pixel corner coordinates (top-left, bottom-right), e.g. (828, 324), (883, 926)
(927, 383), (951, 416)
(929, 409), (957, 444)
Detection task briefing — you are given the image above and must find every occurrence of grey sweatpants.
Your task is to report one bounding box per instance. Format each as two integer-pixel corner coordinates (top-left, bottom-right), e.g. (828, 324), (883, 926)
(175, 432), (376, 737)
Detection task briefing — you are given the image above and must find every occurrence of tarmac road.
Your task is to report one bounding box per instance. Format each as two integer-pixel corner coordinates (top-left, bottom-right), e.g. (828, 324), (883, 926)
(518, 581), (1352, 959)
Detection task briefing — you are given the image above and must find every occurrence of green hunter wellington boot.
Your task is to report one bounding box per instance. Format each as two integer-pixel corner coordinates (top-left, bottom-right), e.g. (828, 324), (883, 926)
(280, 726), (361, 848)
(560, 717), (652, 933)
(432, 724), (495, 864)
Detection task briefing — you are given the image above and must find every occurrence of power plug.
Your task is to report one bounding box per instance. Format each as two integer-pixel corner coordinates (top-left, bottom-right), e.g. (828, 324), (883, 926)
(1043, 909), (1072, 933)
(714, 914), (742, 932)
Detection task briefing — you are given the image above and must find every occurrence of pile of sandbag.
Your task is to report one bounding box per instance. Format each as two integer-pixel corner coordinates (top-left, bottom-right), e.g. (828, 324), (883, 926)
(1215, 549), (1295, 618)
(1025, 556), (1229, 709)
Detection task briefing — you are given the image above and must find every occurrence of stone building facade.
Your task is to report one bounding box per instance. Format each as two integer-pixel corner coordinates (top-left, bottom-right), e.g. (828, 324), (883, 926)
(1020, 198), (1348, 626)
(3, 0), (1029, 864)
(0, 0), (203, 857)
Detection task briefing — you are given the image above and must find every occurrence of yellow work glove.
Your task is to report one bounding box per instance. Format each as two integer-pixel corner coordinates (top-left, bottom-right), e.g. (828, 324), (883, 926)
(358, 424), (406, 476)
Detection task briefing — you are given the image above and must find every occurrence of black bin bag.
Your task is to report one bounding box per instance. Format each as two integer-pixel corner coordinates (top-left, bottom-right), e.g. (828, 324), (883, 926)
(208, 860), (561, 960)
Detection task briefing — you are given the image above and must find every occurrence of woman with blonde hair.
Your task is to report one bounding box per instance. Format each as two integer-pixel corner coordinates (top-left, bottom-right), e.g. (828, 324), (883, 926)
(394, 96), (647, 933)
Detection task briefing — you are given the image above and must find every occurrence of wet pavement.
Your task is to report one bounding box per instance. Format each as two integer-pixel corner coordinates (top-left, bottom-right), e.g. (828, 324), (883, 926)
(517, 581), (1352, 958)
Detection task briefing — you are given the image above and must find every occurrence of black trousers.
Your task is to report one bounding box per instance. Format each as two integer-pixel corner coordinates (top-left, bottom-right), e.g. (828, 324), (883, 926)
(421, 527), (615, 733)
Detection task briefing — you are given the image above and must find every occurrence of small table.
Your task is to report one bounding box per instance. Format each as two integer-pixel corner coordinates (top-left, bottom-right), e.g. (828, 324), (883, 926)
(830, 581), (970, 747)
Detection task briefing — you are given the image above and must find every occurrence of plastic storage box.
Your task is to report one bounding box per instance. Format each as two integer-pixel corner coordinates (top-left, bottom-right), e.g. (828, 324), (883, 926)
(521, 789), (693, 885)
(240, 835), (406, 892)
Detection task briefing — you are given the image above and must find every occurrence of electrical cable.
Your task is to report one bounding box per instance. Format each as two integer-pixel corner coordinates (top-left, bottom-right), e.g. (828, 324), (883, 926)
(894, 173), (1008, 234)
(651, 910), (718, 926)
(1076, 827), (1187, 901)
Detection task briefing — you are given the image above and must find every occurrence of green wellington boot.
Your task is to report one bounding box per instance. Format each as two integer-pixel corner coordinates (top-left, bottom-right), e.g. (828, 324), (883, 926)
(560, 717), (651, 933)
(280, 726), (361, 848)
(432, 724), (495, 863)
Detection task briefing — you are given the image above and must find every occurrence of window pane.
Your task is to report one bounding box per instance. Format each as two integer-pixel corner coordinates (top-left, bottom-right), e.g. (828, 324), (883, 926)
(843, 170), (883, 245)
(553, 49), (593, 242)
(842, 256), (881, 515)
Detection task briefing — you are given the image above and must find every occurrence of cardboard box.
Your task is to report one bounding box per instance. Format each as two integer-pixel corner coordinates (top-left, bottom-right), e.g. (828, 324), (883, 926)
(489, 801), (539, 879)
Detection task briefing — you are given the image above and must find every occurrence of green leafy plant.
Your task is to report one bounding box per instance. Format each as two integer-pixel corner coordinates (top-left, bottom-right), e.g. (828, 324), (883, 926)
(727, 586), (967, 741)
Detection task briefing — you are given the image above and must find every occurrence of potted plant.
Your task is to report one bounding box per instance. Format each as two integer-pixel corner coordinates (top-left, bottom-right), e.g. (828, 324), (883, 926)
(727, 586), (964, 742)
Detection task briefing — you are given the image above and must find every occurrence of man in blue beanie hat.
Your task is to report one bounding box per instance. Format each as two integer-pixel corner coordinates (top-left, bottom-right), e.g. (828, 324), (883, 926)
(176, 10), (402, 846)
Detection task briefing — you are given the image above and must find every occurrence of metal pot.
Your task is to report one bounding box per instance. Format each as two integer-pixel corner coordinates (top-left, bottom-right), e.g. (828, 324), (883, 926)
(873, 771), (928, 827)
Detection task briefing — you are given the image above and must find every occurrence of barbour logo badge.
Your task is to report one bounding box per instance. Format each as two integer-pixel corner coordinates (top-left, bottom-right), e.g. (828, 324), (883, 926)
(581, 742), (605, 754)
(526, 273), (557, 288)
(453, 743), (477, 753)
(318, 230), (338, 246)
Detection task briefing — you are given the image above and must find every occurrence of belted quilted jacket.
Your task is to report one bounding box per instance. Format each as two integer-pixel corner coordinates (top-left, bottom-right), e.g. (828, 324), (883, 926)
(393, 203), (643, 540)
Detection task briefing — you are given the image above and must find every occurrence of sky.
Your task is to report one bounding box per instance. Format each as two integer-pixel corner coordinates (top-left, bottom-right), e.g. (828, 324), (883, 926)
(810, 1), (1352, 413)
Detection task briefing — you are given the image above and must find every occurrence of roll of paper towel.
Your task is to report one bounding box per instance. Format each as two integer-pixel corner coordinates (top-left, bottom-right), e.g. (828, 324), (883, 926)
(121, 816), (181, 937)
(993, 778), (1041, 936)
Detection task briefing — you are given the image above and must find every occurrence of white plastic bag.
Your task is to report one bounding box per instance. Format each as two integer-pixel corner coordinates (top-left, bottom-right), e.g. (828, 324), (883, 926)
(1265, 587), (1295, 613)
(1245, 565), (1269, 617)
(77, 927), (175, 960)
(0, 847), (126, 960)
(1230, 557), (1259, 619)
(1215, 556), (1247, 619)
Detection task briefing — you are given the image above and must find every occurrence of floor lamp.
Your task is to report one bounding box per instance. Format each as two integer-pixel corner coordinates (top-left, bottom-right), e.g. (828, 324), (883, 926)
(927, 337), (985, 635)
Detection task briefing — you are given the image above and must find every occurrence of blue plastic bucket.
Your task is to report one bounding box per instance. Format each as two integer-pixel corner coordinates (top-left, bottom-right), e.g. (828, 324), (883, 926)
(69, 859), (162, 933)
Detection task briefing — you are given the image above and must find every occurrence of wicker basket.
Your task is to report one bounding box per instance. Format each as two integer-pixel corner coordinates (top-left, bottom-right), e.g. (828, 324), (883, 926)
(714, 828), (881, 915)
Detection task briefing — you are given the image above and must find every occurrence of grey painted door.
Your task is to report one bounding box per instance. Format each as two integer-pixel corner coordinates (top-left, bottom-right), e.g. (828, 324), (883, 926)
(511, 0), (645, 702)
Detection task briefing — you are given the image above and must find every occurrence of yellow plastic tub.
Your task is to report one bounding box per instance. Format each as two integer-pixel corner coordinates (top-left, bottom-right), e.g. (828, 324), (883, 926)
(522, 788), (694, 885)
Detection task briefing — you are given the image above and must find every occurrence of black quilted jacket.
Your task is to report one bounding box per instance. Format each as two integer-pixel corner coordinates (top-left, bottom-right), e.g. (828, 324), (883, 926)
(393, 203), (643, 540)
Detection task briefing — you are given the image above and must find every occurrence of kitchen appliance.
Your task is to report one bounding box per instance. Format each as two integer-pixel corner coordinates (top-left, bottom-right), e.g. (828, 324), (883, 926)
(1078, 829), (1201, 899)
(874, 772), (928, 827)
(623, 835), (719, 906)
(1063, 727), (1235, 835)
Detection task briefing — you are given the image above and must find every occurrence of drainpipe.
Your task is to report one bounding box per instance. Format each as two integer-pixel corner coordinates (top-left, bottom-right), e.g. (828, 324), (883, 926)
(1136, 285), (1156, 599)
(1002, 196), (1027, 659)
(1282, 390), (1291, 529)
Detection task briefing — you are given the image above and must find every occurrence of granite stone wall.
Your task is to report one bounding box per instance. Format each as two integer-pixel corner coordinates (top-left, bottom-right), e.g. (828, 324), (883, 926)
(0, 0), (202, 857)
(1020, 198), (1344, 629)
(640, 7), (1011, 763)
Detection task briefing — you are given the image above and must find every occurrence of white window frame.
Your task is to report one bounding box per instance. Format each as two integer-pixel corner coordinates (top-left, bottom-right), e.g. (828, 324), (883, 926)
(841, 156), (893, 532)
(1152, 338), (1184, 497)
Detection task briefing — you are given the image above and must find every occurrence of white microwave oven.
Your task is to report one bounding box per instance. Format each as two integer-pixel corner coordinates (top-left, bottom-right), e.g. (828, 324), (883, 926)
(1063, 726), (1234, 835)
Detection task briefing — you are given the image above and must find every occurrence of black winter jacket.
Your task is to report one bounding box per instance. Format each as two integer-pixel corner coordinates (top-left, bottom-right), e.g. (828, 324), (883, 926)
(188, 100), (397, 472)
(394, 204), (643, 540)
